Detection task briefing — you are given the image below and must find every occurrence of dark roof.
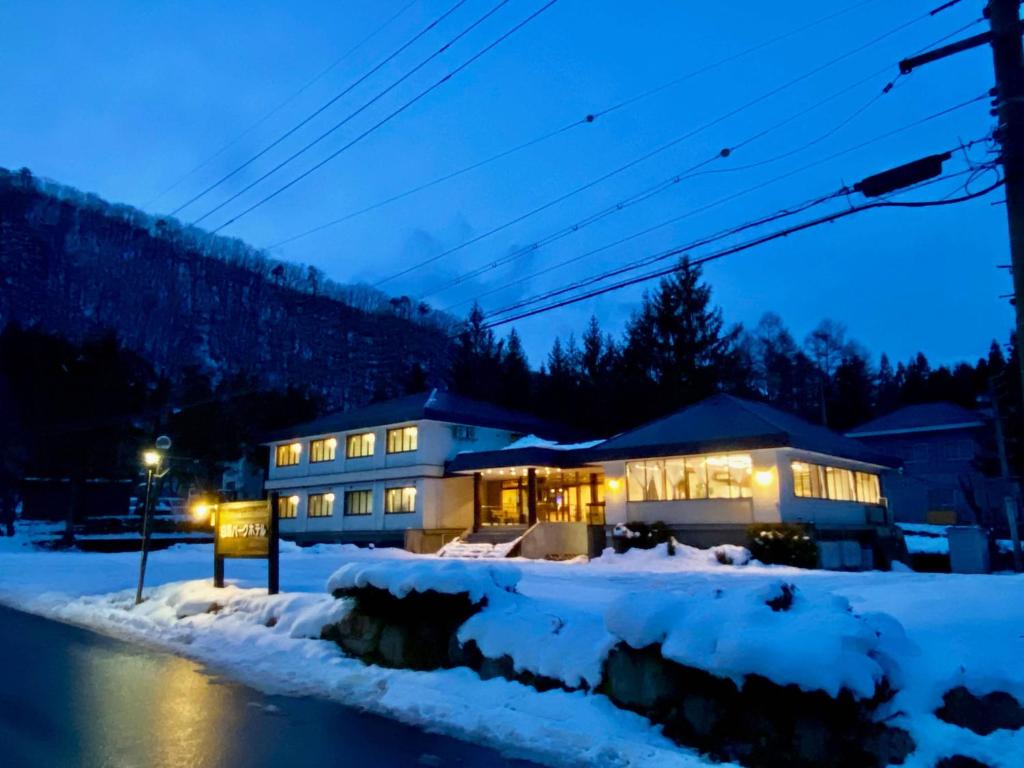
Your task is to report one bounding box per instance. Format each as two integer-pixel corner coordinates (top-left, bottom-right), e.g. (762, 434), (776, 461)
(592, 394), (898, 466)
(447, 446), (599, 474)
(846, 402), (986, 437)
(263, 389), (562, 443)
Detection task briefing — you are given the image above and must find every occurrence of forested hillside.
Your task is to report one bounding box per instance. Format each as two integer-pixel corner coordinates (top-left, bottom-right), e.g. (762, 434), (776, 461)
(0, 167), (451, 406)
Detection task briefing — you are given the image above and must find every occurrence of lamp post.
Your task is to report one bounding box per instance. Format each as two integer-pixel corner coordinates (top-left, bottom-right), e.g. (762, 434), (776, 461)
(135, 436), (171, 605)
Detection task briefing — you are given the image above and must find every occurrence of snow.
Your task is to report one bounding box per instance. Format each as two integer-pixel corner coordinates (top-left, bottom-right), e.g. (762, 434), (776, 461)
(2, 530), (1024, 766)
(500, 434), (604, 451)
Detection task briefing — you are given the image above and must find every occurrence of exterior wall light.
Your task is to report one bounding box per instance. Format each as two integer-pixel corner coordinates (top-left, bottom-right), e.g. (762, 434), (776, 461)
(754, 469), (775, 487)
(607, 478), (622, 491)
(192, 502), (211, 522)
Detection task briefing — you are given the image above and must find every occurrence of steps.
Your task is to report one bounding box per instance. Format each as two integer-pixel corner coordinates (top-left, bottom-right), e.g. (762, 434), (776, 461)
(438, 526), (529, 559)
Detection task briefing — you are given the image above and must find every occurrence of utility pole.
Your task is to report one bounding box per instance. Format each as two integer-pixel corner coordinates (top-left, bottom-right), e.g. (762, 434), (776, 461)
(989, 0), (1024, 406)
(991, 377), (1022, 570)
(899, 0), (1024, 403)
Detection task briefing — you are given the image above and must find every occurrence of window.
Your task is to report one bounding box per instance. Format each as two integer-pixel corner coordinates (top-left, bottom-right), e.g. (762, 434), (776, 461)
(279, 495), (299, 519)
(310, 437), (337, 463)
(344, 489), (373, 516)
(346, 432), (375, 459)
(307, 492), (335, 518)
(792, 461), (881, 503)
(385, 485), (417, 513)
(386, 426), (418, 454)
(275, 442), (301, 467)
(452, 425), (476, 441)
(626, 455), (752, 502)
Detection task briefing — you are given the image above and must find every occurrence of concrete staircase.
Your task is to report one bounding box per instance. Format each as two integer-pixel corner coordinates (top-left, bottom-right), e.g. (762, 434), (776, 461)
(438, 526), (529, 559)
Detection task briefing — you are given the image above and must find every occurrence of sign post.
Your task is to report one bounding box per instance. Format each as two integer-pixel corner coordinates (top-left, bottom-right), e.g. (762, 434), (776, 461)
(212, 493), (280, 594)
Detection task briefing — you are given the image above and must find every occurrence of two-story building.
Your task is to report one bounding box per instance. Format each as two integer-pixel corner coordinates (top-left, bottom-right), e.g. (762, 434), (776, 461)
(265, 391), (901, 568)
(262, 389), (559, 549)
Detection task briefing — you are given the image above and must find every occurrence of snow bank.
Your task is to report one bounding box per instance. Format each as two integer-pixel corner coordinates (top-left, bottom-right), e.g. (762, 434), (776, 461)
(326, 558), (520, 603)
(606, 581), (903, 698)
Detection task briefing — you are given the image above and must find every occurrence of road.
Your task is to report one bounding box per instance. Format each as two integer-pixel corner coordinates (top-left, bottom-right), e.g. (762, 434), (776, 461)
(0, 605), (537, 768)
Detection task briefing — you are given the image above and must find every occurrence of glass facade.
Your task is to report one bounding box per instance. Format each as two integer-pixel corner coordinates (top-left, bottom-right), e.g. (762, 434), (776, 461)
(626, 454), (753, 502)
(791, 461), (881, 503)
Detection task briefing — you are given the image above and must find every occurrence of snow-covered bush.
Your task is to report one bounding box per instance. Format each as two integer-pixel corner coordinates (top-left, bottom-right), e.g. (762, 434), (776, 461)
(747, 523), (818, 568)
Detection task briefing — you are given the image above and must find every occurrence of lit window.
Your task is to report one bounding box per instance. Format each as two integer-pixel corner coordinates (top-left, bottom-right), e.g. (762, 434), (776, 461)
(279, 495), (299, 518)
(346, 432), (375, 459)
(385, 485), (416, 513)
(344, 489), (373, 516)
(386, 426), (418, 454)
(792, 461), (880, 503)
(626, 455), (751, 501)
(310, 437), (337, 463)
(275, 443), (301, 467)
(308, 492), (335, 518)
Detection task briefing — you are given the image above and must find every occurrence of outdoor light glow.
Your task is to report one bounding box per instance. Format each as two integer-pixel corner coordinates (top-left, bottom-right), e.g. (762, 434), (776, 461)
(755, 469), (775, 487)
(607, 478), (622, 491)
(191, 502), (211, 521)
(142, 450), (160, 467)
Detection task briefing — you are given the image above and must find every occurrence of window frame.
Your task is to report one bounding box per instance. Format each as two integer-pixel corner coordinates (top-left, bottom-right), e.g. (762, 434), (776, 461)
(275, 442), (301, 467)
(346, 432), (376, 459)
(626, 454), (752, 502)
(344, 489), (374, 516)
(279, 495), (299, 519)
(309, 437), (337, 464)
(791, 460), (881, 504)
(386, 426), (418, 454)
(384, 485), (417, 514)
(307, 492), (335, 518)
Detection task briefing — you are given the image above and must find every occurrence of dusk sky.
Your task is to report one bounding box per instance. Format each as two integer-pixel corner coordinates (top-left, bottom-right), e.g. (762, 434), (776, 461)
(1, 0), (1012, 367)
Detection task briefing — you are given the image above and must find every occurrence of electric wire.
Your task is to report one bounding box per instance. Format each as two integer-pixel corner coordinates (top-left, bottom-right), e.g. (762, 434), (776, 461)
(370, 1), (960, 290)
(208, 0), (562, 234)
(169, 0), (470, 217)
(144, 0), (418, 209)
(481, 173), (1004, 329)
(265, 0), (893, 250)
(473, 106), (991, 319)
(191, 0), (513, 226)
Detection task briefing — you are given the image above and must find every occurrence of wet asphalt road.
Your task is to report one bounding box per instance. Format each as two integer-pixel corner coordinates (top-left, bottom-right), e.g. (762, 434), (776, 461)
(0, 605), (538, 768)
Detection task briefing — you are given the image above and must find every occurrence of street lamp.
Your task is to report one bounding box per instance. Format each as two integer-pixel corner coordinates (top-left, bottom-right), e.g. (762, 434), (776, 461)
(135, 436), (171, 605)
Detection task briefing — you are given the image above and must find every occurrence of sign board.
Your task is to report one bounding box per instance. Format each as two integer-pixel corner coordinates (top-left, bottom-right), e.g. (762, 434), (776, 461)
(216, 501), (271, 558)
(213, 495), (280, 594)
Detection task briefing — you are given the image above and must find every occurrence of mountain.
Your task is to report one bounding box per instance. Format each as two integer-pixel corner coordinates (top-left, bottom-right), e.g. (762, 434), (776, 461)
(0, 167), (453, 407)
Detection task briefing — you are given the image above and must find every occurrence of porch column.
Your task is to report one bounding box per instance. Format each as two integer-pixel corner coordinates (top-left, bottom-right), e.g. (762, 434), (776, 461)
(472, 472), (482, 532)
(527, 468), (538, 526)
(589, 472), (600, 524)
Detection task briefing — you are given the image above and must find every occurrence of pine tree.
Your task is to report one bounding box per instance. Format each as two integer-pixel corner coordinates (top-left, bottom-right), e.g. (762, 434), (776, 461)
(449, 303), (500, 401)
(497, 329), (532, 410)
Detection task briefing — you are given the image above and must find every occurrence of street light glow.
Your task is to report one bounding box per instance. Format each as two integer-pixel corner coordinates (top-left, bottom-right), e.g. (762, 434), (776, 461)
(142, 450), (160, 468)
(192, 502), (211, 522)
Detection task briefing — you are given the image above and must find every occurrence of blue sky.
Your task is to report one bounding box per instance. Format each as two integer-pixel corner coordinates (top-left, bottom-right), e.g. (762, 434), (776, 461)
(0, 0), (1013, 368)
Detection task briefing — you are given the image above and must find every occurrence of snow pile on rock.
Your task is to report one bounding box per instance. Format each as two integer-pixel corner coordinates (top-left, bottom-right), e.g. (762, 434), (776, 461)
(326, 558), (521, 604)
(606, 581), (905, 698)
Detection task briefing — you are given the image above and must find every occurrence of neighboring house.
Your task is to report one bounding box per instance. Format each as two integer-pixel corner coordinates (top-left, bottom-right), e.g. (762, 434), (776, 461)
(267, 391), (900, 568)
(263, 389), (560, 547)
(220, 457), (265, 501)
(846, 402), (1009, 527)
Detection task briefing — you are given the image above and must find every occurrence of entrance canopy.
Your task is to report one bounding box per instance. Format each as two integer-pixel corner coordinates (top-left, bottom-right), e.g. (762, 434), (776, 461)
(447, 445), (604, 528)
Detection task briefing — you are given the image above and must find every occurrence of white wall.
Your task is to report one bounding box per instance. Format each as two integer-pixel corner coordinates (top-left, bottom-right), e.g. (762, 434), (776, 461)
(268, 418), (516, 535)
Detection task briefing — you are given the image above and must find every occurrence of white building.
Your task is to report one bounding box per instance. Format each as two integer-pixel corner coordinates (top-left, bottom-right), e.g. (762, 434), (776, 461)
(263, 389), (557, 548)
(266, 391), (900, 567)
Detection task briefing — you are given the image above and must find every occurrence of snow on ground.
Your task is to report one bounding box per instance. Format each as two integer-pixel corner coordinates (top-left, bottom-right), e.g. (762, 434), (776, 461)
(1, 528), (1024, 766)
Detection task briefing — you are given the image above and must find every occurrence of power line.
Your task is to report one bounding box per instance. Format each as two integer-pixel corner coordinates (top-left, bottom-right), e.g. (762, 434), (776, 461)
(428, 67), (902, 304)
(474, 116), (992, 319)
(191, 0), (513, 226)
(168, 0), (471, 218)
(369, 2), (958, 291)
(208, 0), (563, 234)
(264, 0), (893, 250)
(143, 0), (418, 209)
(481, 175), (1004, 329)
